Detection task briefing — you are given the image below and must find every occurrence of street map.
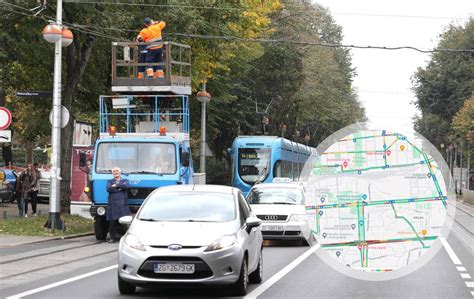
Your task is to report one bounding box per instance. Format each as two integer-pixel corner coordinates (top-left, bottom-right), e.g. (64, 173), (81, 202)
(307, 130), (448, 272)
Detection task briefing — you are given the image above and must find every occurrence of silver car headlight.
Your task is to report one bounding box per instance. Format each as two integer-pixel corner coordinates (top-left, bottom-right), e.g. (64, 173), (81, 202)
(205, 234), (236, 252)
(124, 234), (146, 251)
(289, 214), (306, 221)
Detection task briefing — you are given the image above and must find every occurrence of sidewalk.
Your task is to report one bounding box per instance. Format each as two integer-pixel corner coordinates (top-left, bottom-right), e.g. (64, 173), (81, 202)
(0, 202), (93, 248)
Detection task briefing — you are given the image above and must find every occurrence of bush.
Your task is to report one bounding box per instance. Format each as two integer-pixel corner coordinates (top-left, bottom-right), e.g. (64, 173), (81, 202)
(1, 148), (48, 167)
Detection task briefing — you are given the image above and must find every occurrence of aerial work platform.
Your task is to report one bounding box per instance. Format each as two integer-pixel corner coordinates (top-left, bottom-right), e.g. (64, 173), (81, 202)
(111, 41), (192, 95)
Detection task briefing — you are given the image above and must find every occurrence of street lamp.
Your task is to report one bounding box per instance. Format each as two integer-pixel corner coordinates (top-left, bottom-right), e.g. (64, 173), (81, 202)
(41, 0), (73, 230)
(197, 84), (211, 175)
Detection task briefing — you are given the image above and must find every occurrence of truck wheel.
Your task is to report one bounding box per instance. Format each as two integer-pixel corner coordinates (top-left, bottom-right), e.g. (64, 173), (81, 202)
(94, 216), (108, 241)
(118, 273), (136, 294)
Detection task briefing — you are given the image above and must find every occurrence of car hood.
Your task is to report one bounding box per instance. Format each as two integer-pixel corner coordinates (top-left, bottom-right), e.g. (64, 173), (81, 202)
(250, 204), (306, 216)
(129, 220), (239, 246)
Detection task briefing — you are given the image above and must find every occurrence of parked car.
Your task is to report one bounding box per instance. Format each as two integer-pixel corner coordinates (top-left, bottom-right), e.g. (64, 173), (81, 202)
(0, 169), (18, 203)
(117, 184), (263, 296)
(37, 168), (50, 201)
(247, 182), (312, 245)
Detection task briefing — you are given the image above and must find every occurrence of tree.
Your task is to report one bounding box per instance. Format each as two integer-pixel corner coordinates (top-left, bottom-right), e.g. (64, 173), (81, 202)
(413, 19), (474, 148)
(450, 95), (474, 166)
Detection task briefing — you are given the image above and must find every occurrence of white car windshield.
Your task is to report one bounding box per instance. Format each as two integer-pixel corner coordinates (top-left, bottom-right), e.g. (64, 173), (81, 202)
(248, 187), (304, 205)
(138, 192), (236, 222)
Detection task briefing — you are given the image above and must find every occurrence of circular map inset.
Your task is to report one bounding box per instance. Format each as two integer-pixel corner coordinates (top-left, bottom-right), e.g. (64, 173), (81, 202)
(304, 127), (455, 280)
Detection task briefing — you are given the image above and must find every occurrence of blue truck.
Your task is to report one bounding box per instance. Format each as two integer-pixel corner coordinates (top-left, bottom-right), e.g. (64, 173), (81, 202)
(88, 94), (194, 240)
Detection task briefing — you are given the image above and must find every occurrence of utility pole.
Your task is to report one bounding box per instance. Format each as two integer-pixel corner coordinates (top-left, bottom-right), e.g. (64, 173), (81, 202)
(197, 83), (211, 175)
(46, 0), (64, 230)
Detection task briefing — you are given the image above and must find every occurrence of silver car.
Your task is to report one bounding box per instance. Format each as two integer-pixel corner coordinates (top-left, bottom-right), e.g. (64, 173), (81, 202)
(247, 182), (312, 245)
(117, 185), (263, 295)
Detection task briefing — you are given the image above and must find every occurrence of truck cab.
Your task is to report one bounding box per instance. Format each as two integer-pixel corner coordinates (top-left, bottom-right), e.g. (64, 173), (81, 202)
(89, 94), (193, 240)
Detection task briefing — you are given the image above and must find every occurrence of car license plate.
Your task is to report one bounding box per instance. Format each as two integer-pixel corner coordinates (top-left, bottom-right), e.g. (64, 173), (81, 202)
(153, 263), (195, 274)
(262, 225), (283, 231)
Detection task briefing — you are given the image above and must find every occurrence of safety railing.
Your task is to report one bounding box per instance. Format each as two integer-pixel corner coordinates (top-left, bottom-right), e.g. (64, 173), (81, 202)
(111, 41), (191, 89)
(99, 95), (190, 134)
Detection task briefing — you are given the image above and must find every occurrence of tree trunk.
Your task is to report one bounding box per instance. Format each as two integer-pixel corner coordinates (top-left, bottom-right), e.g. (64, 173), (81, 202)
(59, 31), (96, 214)
(25, 140), (34, 164)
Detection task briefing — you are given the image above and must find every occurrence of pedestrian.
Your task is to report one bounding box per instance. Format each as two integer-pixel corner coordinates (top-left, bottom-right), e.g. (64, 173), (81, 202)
(106, 167), (130, 243)
(137, 17), (166, 78)
(18, 164), (34, 217)
(29, 163), (42, 216)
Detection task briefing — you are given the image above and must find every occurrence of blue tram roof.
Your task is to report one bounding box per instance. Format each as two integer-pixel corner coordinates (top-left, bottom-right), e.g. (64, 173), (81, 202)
(232, 136), (313, 156)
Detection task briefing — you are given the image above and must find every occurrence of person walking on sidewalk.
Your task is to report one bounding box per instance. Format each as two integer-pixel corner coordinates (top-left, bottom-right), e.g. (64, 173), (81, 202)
(106, 167), (130, 243)
(17, 164), (34, 217)
(29, 163), (42, 216)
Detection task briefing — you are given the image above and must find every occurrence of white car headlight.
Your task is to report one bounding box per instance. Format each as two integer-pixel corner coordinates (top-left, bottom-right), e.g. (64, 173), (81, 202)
(124, 234), (146, 251)
(205, 235), (236, 252)
(290, 214), (307, 221)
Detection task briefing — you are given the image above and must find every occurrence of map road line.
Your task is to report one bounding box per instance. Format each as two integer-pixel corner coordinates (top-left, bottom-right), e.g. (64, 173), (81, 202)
(439, 236), (462, 265)
(5, 265), (118, 299)
(245, 243), (321, 299)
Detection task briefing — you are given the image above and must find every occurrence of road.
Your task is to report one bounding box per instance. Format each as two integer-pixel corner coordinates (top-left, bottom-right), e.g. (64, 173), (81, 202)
(0, 203), (472, 298)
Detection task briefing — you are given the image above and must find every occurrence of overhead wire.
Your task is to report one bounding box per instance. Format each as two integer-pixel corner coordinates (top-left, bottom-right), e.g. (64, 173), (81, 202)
(1, 1), (473, 53)
(61, 0), (473, 20)
(0, 1), (127, 41)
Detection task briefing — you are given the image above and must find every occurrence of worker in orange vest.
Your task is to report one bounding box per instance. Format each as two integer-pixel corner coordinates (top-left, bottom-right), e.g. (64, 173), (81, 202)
(137, 17), (166, 78)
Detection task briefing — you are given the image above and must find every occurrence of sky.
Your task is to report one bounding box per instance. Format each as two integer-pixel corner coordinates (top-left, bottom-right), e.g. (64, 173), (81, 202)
(314, 0), (473, 136)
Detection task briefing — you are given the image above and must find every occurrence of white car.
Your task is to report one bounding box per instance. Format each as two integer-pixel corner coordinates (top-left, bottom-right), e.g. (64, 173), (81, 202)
(247, 182), (311, 245)
(117, 184), (263, 296)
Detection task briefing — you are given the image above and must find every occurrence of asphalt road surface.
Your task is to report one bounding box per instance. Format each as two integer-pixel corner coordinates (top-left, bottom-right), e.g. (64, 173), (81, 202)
(0, 203), (472, 298)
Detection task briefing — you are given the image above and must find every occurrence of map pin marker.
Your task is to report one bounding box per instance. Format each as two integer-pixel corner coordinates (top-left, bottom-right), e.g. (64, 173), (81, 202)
(421, 229), (427, 236)
(427, 173), (432, 178)
(387, 150), (391, 156)
(322, 233), (327, 238)
(319, 210), (324, 216)
(343, 161), (348, 168)
(358, 244), (363, 250)
(320, 197), (325, 203)
(336, 251), (341, 257)
(351, 224), (356, 230)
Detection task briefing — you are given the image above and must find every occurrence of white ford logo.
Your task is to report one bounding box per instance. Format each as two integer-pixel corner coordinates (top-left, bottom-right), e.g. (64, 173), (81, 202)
(130, 189), (139, 196)
(264, 215), (279, 220)
(168, 244), (182, 250)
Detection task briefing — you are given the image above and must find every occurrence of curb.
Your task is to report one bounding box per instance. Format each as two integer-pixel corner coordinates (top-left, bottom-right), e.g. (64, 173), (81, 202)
(0, 232), (95, 247)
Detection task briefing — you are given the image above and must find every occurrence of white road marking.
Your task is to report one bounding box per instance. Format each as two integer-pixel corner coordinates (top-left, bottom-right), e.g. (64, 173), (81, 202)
(461, 273), (472, 279)
(458, 266), (467, 272)
(439, 237), (462, 265)
(471, 291), (474, 296)
(466, 281), (474, 288)
(5, 265), (118, 299)
(245, 244), (320, 299)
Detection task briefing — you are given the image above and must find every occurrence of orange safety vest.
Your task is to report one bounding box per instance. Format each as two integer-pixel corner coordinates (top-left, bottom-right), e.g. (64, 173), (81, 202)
(138, 21), (166, 50)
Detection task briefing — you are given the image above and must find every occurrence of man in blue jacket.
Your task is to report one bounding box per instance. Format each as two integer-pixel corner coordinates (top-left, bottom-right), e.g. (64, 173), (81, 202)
(106, 167), (130, 243)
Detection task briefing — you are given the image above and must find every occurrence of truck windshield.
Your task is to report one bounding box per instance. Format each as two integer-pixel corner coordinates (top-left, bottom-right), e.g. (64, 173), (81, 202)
(238, 148), (270, 184)
(95, 142), (176, 174)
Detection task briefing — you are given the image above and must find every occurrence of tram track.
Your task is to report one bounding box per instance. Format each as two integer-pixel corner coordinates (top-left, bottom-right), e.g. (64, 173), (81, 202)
(0, 241), (105, 265)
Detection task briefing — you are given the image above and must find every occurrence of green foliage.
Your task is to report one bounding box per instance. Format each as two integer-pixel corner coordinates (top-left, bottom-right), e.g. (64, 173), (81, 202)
(0, 214), (93, 236)
(450, 96), (474, 165)
(2, 0), (366, 187)
(413, 19), (474, 147)
(6, 148), (48, 167)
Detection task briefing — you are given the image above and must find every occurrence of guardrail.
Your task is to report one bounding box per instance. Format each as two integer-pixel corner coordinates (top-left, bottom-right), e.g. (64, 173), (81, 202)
(111, 41), (191, 89)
